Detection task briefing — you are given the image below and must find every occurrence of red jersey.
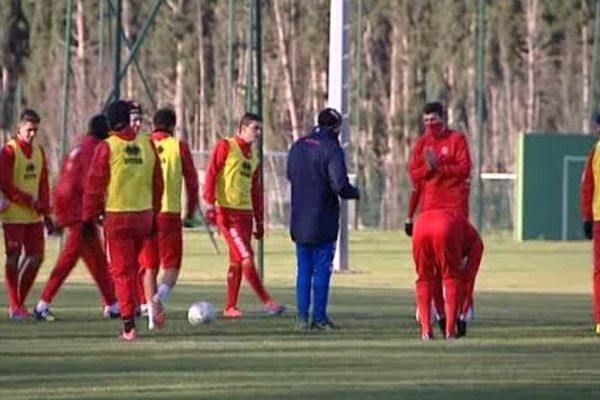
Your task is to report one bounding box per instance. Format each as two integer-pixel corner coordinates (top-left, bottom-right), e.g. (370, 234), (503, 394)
(581, 143), (599, 221)
(0, 138), (50, 216)
(150, 130), (199, 218)
(203, 136), (264, 225)
(54, 135), (102, 227)
(408, 129), (471, 214)
(82, 128), (164, 232)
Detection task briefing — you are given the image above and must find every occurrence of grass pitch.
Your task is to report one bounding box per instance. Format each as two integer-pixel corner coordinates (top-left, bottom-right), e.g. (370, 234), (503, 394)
(0, 230), (599, 399)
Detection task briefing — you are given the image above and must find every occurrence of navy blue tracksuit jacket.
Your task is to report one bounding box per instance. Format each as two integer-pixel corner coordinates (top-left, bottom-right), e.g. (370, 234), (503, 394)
(286, 127), (360, 245)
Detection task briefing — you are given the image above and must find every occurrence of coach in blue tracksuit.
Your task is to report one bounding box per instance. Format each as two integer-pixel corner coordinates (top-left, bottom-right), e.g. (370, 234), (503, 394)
(287, 108), (360, 331)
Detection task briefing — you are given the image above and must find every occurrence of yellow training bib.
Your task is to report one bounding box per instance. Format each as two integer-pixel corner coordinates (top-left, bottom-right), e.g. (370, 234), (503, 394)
(216, 138), (259, 210)
(105, 135), (156, 212)
(0, 140), (43, 224)
(154, 136), (183, 214)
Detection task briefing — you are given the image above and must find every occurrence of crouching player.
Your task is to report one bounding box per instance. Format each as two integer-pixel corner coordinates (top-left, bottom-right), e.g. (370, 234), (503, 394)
(412, 209), (467, 340)
(32, 115), (119, 321)
(139, 108), (199, 329)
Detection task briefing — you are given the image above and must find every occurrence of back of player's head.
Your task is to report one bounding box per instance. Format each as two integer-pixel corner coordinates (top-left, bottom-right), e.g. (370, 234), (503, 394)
(105, 100), (131, 131)
(318, 108), (342, 129)
(238, 112), (261, 131)
(20, 108), (41, 124)
(153, 108), (176, 134)
(422, 102), (445, 118)
(88, 114), (109, 140)
(595, 113), (600, 126)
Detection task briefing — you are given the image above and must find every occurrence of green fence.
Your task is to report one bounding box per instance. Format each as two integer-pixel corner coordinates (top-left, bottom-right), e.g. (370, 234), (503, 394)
(515, 133), (597, 241)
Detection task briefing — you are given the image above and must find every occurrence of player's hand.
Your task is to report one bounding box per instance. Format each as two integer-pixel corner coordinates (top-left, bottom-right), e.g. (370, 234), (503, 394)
(424, 149), (438, 170)
(404, 220), (413, 237)
(81, 220), (97, 240)
(204, 206), (217, 226)
(253, 222), (264, 240)
(584, 220), (593, 239)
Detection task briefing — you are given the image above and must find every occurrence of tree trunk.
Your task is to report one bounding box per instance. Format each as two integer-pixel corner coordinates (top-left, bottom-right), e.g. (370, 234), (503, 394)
(581, 0), (590, 132)
(122, 0), (135, 99)
(525, 0), (539, 131)
(273, 0), (300, 141)
(75, 0), (87, 132)
(196, 0), (206, 151)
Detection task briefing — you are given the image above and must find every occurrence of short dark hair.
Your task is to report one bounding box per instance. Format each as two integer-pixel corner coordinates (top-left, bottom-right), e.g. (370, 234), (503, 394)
(88, 114), (109, 140)
(20, 108), (41, 124)
(153, 108), (176, 133)
(105, 100), (131, 131)
(318, 108), (343, 128)
(595, 113), (600, 125)
(422, 102), (445, 118)
(238, 112), (261, 131)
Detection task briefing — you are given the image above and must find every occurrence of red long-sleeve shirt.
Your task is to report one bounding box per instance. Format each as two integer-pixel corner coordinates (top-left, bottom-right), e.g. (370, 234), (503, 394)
(0, 138), (50, 216)
(54, 135), (101, 227)
(408, 129), (471, 214)
(150, 130), (199, 218)
(82, 128), (164, 225)
(203, 136), (264, 224)
(581, 147), (597, 221)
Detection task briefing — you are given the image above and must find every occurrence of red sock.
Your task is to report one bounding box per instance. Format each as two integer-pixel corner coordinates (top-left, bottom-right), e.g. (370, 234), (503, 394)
(4, 265), (19, 309)
(19, 263), (40, 307)
(416, 281), (433, 336)
(242, 263), (270, 304)
(226, 265), (242, 309)
(443, 278), (459, 337)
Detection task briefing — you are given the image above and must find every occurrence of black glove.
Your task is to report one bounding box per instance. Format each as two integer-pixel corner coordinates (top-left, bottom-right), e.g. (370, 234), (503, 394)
(404, 220), (413, 237)
(81, 220), (96, 240)
(584, 220), (593, 239)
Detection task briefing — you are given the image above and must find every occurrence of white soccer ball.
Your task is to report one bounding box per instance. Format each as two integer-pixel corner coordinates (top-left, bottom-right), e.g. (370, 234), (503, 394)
(187, 301), (216, 325)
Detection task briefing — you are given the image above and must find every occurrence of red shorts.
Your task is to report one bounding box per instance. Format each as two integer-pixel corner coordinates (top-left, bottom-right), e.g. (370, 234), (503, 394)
(217, 209), (254, 264)
(139, 214), (183, 270)
(2, 222), (44, 257)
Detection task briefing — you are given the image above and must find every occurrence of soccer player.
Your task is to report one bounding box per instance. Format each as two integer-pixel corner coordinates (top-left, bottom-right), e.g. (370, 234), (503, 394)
(32, 115), (119, 321)
(203, 112), (283, 318)
(408, 101), (472, 339)
(82, 100), (163, 341)
(580, 112), (600, 336)
(0, 109), (51, 319)
(138, 108), (199, 329)
(405, 183), (484, 337)
(287, 108), (360, 331)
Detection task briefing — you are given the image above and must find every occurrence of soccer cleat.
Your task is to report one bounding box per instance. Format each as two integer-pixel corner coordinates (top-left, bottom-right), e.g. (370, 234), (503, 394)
(222, 307), (243, 318)
(32, 307), (56, 322)
(445, 333), (458, 340)
(149, 300), (166, 330)
(595, 323), (600, 336)
(421, 332), (434, 341)
(119, 328), (138, 342)
(263, 301), (285, 316)
(295, 317), (310, 332)
(102, 303), (121, 319)
(9, 306), (30, 320)
(457, 319), (467, 337)
(310, 319), (341, 332)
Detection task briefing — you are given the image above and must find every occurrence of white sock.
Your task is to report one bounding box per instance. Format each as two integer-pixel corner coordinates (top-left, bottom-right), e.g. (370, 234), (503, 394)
(36, 300), (49, 312)
(156, 284), (172, 304)
(147, 303), (155, 330)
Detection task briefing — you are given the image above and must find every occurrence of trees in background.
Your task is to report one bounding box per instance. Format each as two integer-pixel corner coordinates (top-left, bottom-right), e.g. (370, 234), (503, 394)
(0, 0), (598, 228)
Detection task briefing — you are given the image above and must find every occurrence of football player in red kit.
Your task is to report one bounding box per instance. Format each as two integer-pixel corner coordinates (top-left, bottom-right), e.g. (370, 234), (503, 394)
(408, 101), (472, 339)
(32, 115), (119, 321)
(138, 108), (199, 329)
(203, 113), (283, 318)
(0, 109), (51, 320)
(83, 100), (163, 341)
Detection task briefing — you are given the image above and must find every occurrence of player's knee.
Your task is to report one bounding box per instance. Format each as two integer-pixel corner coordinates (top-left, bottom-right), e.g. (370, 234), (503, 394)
(240, 258), (254, 269)
(27, 254), (44, 269)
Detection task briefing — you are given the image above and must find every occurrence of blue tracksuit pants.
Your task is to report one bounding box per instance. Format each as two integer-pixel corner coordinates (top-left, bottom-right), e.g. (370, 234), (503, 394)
(295, 242), (336, 323)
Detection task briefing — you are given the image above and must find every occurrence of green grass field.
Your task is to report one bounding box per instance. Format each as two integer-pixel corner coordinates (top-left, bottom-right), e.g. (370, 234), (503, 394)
(1, 230), (599, 399)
